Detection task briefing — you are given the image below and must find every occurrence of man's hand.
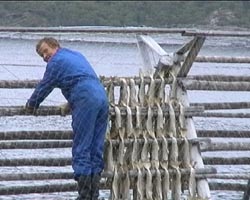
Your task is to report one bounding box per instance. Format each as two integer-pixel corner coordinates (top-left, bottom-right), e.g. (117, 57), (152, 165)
(24, 104), (37, 115)
(60, 102), (71, 116)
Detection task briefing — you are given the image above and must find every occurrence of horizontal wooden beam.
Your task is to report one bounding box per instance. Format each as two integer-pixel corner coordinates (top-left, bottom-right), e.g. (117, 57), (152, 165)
(203, 156), (250, 165)
(209, 182), (247, 191)
(187, 75), (250, 82)
(0, 155), (248, 166)
(0, 177), (245, 196)
(191, 102), (250, 110)
(197, 173), (250, 180)
(0, 105), (204, 117)
(0, 167), (215, 181)
(0, 130), (72, 140)
(0, 129), (248, 140)
(197, 112), (250, 118)
(201, 141), (250, 152)
(195, 56), (250, 63)
(183, 80), (250, 91)
(197, 130), (250, 138)
(1, 74), (250, 89)
(0, 137), (208, 149)
(183, 30), (250, 37)
(0, 26), (186, 34)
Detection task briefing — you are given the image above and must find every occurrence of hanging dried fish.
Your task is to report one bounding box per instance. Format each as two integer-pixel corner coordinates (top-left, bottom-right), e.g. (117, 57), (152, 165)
(151, 138), (159, 169)
(169, 137), (179, 168)
(126, 105), (133, 138)
(114, 106), (125, 167)
(138, 69), (146, 106)
(114, 106), (122, 129)
(141, 133), (149, 163)
(153, 168), (163, 200)
(178, 102), (187, 134)
(172, 168), (182, 200)
(156, 102), (164, 138)
(181, 137), (191, 168)
(111, 165), (120, 200)
(146, 106), (156, 138)
(136, 165), (145, 200)
(161, 135), (169, 164)
(103, 138), (114, 173)
(155, 74), (166, 105)
(161, 166), (170, 200)
(146, 75), (156, 106)
(120, 170), (130, 200)
(188, 167), (197, 199)
(119, 78), (130, 106)
(129, 78), (138, 107)
(106, 80), (115, 106)
(135, 106), (143, 138)
(117, 134), (125, 167)
(131, 138), (140, 169)
(168, 100), (177, 138)
(145, 164), (153, 200)
(169, 71), (178, 100)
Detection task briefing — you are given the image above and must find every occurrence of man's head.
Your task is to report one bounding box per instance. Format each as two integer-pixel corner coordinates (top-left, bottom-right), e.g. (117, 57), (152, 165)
(36, 37), (61, 62)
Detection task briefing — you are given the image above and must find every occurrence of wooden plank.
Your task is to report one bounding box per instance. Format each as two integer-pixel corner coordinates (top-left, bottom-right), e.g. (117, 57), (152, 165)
(243, 180), (250, 200)
(176, 37), (196, 55)
(203, 157), (250, 165)
(191, 102), (250, 110)
(197, 112), (250, 118)
(209, 182), (247, 191)
(196, 130), (250, 138)
(177, 36), (205, 77)
(183, 80), (250, 91)
(0, 167), (216, 181)
(195, 56), (250, 63)
(136, 35), (154, 75)
(3, 129), (248, 141)
(138, 35), (167, 56)
(0, 130), (72, 140)
(0, 137), (209, 149)
(187, 75), (250, 82)
(197, 173), (250, 180)
(183, 30), (250, 37)
(0, 105), (204, 117)
(176, 86), (211, 198)
(0, 180), (246, 196)
(0, 26), (186, 34)
(200, 141), (250, 152)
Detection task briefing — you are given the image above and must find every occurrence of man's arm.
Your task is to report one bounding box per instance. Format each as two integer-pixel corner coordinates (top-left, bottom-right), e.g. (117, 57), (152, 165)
(26, 62), (58, 110)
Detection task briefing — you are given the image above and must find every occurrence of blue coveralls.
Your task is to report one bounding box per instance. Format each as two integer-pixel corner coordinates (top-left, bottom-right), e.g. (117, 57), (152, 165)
(27, 48), (109, 178)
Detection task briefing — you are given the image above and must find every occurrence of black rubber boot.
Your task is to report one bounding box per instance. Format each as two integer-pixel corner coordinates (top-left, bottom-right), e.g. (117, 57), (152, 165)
(91, 173), (101, 200)
(76, 175), (92, 200)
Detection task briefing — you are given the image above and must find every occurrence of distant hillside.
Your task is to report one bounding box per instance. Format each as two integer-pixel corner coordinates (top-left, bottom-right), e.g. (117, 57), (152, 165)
(1, 1), (250, 29)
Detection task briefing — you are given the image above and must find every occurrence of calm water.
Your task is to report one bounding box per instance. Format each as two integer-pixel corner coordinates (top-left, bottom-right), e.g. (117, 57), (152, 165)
(0, 30), (250, 199)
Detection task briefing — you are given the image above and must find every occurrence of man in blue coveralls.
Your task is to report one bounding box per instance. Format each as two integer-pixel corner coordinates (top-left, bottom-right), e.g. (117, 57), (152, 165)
(25, 37), (109, 200)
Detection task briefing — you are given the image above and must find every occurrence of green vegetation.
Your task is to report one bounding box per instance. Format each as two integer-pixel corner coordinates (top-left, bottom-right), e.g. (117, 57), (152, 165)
(0, 1), (249, 28)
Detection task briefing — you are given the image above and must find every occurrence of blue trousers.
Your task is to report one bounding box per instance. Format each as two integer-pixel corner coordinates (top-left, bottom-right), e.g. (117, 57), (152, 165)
(71, 97), (109, 178)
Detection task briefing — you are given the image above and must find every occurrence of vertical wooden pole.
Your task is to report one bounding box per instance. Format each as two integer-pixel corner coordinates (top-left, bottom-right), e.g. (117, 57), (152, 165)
(175, 36), (211, 199)
(243, 179), (250, 200)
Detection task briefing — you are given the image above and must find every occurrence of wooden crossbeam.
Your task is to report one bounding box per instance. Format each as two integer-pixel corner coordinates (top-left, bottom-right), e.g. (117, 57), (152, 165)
(0, 105), (204, 117)
(177, 36), (205, 77)
(0, 137), (208, 149)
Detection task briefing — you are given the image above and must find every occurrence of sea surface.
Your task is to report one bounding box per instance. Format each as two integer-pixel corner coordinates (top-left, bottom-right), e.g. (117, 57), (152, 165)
(0, 28), (250, 199)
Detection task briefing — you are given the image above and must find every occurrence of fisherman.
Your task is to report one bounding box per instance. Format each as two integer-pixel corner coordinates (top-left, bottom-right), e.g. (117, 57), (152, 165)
(25, 37), (109, 200)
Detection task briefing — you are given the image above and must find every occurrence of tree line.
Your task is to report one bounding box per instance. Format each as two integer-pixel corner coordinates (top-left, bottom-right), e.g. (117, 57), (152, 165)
(0, 1), (249, 28)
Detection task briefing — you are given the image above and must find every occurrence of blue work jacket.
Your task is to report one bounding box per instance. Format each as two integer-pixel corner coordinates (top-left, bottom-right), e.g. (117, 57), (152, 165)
(27, 48), (105, 109)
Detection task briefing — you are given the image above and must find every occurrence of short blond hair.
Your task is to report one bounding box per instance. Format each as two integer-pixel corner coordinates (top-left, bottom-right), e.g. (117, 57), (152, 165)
(36, 37), (61, 54)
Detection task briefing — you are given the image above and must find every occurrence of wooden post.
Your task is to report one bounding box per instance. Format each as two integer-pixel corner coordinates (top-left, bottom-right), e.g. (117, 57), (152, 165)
(243, 180), (250, 200)
(175, 36), (212, 199)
